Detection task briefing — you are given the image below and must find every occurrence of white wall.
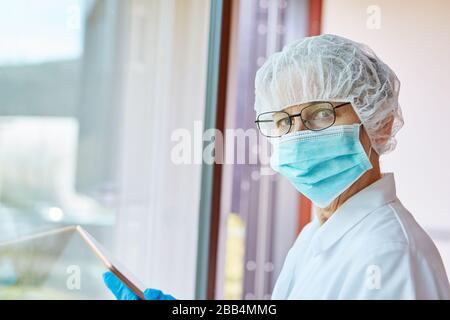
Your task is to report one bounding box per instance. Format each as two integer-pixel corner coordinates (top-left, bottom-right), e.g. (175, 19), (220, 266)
(322, 0), (450, 278)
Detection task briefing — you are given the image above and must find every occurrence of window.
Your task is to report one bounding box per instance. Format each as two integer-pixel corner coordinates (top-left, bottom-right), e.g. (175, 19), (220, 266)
(0, 0), (211, 299)
(0, 0), (123, 299)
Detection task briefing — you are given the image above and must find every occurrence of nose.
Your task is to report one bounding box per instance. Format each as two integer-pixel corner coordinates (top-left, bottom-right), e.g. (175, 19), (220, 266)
(291, 117), (308, 132)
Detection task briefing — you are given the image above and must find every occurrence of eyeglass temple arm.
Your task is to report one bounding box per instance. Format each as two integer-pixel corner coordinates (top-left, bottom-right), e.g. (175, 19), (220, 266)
(334, 102), (351, 109)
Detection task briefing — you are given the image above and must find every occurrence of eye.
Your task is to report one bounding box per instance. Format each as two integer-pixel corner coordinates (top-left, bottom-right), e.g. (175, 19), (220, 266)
(310, 108), (334, 120)
(275, 117), (290, 128)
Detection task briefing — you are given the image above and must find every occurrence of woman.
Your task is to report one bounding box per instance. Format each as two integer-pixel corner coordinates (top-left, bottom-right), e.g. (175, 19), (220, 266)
(104, 34), (450, 299)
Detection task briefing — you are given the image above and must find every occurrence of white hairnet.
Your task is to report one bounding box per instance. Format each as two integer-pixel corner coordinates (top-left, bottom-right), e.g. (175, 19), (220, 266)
(254, 34), (403, 155)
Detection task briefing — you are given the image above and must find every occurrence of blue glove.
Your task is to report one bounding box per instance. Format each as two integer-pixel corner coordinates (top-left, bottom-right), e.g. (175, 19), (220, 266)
(103, 271), (176, 300)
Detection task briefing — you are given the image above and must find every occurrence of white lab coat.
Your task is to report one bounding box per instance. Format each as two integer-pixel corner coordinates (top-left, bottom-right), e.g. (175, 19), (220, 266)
(272, 173), (450, 299)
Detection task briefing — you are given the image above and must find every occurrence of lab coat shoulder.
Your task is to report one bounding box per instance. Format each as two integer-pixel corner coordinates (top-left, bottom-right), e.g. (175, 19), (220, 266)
(340, 240), (450, 299)
(339, 201), (450, 299)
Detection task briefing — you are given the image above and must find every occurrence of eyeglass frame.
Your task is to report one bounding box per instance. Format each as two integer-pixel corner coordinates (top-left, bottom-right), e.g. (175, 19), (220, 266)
(254, 101), (352, 138)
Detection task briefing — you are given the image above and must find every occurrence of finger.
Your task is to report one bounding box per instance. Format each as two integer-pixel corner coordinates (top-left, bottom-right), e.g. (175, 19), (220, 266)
(144, 288), (176, 300)
(103, 271), (139, 300)
(143, 288), (164, 300)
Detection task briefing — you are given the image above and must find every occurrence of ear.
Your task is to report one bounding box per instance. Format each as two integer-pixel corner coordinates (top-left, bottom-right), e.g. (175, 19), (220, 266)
(373, 114), (394, 146)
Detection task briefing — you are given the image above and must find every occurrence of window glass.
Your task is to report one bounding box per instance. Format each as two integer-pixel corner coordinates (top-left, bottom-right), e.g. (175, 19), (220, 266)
(0, 0), (119, 298)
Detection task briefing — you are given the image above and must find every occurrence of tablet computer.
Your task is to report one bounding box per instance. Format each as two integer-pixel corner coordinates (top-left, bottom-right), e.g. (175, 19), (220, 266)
(75, 226), (146, 299)
(0, 226), (146, 299)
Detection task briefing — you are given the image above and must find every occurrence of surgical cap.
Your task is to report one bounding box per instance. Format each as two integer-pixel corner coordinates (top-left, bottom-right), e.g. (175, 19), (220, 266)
(254, 34), (403, 155)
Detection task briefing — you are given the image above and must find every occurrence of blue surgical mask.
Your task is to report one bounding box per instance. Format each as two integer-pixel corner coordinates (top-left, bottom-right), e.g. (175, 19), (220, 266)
(270, 124), (373, 208)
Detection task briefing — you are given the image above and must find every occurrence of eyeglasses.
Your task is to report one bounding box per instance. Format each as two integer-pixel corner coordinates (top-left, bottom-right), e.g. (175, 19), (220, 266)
(255, 102), (351, 138)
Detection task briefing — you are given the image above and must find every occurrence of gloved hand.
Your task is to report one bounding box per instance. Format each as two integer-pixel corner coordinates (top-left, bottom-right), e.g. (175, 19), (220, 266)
(103, 271), (176, 300)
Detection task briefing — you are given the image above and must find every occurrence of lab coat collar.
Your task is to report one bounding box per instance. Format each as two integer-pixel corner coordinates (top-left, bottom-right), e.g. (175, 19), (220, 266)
(310, 173), (398, 256)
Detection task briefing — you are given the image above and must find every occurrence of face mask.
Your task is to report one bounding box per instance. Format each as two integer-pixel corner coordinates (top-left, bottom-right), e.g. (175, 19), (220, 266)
(270, 124), (373, 208)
